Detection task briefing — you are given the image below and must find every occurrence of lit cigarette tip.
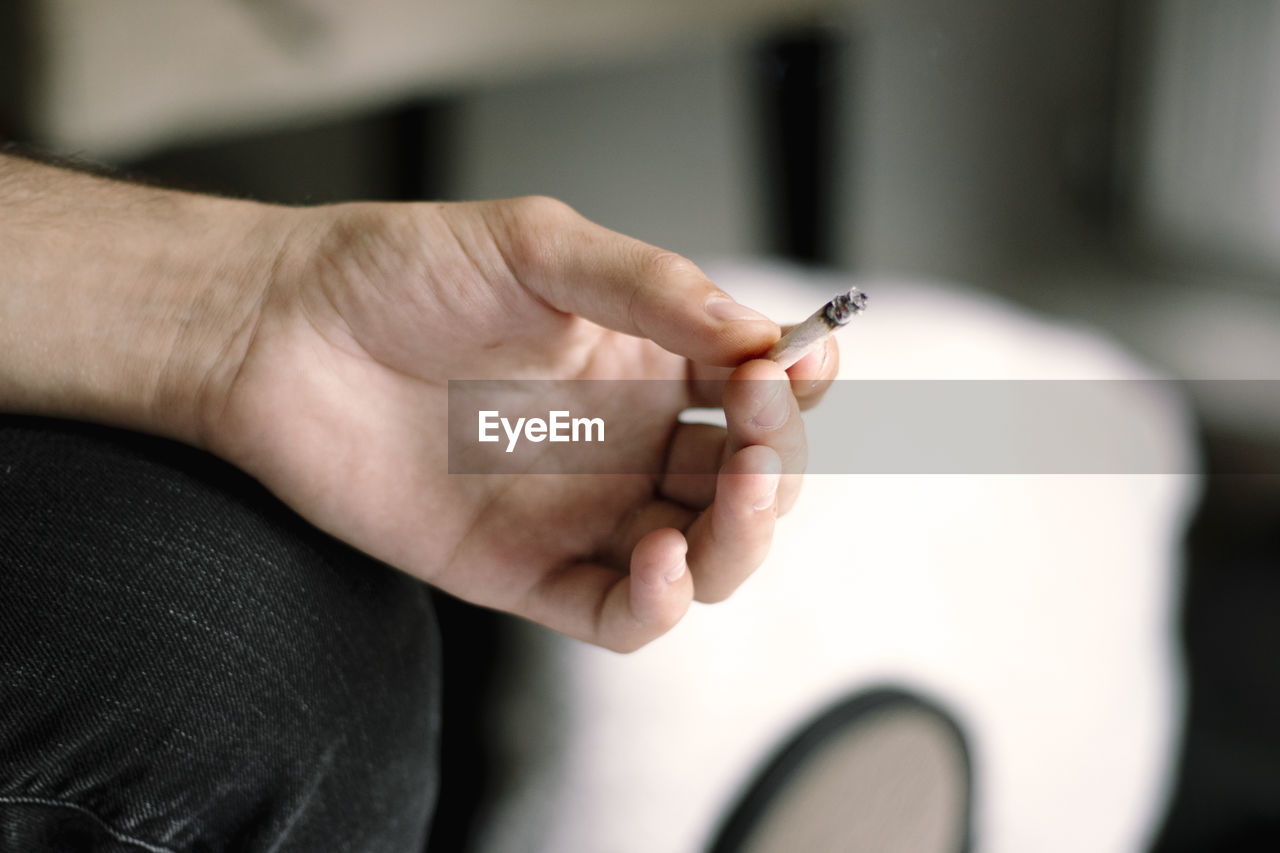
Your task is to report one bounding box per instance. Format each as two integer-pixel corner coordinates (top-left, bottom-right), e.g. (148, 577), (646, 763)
(766, 285), (869, 369)
(826, 287), (869, 326)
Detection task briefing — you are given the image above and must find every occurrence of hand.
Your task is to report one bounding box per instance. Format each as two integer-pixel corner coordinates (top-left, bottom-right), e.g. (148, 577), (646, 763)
(0, 152), (836, 652)
(197, 197), (837, 650)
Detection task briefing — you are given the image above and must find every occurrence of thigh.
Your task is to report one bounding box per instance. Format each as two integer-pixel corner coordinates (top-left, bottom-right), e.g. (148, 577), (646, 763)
(0, 417), (441, 853)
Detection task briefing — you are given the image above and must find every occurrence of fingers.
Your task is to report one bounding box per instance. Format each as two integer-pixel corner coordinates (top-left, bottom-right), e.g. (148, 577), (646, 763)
(524, 527), (695, 653)
(525, 444), (782, 645)
(668, 357), (813, 514)
(603, 498), (696, 567)
(485, 196), (779, 366)
(687, 335), (839, 411)
(684, 444), (782, 603)
(784, 336), (840, 411)
(721, 359), (808, 515)
(516, 389), (798, 644)
(659, 421), (725, 508)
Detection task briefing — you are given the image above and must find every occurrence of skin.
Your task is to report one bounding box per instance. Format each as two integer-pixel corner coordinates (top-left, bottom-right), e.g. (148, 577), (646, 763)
(0, 154), (837, 652)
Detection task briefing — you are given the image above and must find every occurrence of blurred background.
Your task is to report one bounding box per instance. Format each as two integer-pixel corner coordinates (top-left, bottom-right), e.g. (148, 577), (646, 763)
(2, 0), (1278, 849)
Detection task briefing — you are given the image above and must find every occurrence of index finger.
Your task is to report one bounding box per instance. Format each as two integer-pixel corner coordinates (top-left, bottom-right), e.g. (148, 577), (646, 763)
(486, 196), (780, 366)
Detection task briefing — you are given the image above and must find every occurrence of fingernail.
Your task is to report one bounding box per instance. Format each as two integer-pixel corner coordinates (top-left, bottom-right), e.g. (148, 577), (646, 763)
(751, 384), (790, 430)
(664, 557), (687, 584)
(753, 474), (780, 510)
(705, 296), (771, 325)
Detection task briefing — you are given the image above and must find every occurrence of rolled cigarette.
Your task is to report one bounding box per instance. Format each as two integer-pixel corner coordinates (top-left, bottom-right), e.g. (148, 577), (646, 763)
(766, 286), (868, 369)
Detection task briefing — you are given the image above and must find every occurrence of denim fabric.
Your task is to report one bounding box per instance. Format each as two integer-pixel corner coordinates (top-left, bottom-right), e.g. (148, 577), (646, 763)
(0, 417), (441, 852)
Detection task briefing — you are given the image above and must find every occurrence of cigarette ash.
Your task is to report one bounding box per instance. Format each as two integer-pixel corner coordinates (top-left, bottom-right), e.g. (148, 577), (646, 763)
(823, 287), (869, 325)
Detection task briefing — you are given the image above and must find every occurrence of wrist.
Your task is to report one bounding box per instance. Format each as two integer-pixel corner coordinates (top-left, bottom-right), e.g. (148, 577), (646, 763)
(0, 154), (295, 446)
(153, 195), (302, 449)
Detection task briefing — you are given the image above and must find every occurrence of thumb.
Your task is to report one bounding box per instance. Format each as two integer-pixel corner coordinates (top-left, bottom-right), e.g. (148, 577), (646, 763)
(485, 196), (779, 366)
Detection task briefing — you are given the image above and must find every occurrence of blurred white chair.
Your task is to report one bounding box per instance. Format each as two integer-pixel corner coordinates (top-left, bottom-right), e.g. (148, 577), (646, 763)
(473, 261), (1201, 853)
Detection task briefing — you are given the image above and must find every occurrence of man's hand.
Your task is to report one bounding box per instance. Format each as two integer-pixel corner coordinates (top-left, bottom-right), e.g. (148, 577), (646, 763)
(0, 156), (836, 651)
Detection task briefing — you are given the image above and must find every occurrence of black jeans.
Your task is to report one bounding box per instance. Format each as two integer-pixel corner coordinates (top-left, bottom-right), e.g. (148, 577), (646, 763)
(0, 417), (441, 852)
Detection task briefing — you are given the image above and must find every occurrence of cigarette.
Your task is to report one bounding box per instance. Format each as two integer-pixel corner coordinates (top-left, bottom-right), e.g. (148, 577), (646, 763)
(766, 286), (868, 369)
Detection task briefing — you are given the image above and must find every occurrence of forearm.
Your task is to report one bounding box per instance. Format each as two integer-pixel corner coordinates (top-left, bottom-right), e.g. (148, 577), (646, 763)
(0, 153), (284, 444)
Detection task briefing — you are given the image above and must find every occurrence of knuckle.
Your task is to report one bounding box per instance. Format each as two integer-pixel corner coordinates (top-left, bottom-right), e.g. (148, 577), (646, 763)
(509, 194), (575, 223)
(499, 195), (577, 276)
(641, 249), (701, 285)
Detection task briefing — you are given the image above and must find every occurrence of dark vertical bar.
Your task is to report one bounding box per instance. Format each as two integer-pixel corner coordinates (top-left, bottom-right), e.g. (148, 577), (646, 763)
(423, 593), (504, 853)
(0, 0), (36, 143)
(388, 99), (458, 202)
(754, 24), (846, 266)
